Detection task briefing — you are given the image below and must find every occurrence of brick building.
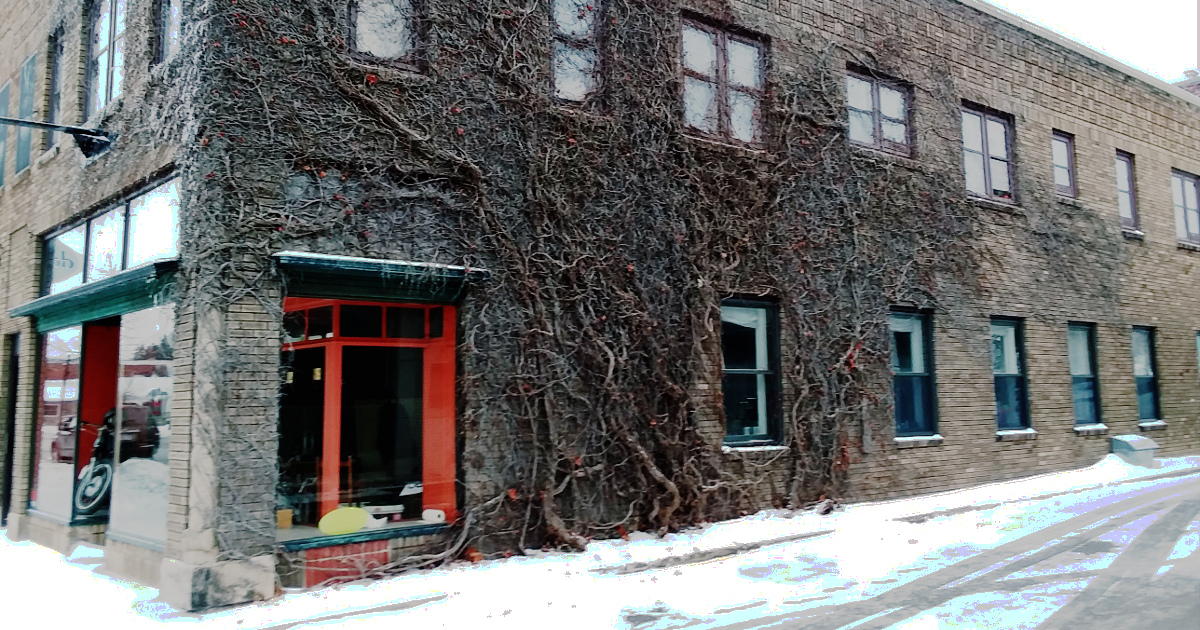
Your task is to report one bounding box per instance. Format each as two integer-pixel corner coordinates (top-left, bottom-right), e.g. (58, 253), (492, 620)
(0, 0), (1198, 611)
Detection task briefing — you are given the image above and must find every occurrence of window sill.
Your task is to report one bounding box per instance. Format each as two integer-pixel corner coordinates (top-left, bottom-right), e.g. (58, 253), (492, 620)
(1138, 420), (1168, 431)
(1056, 194), (1082, 207)
(37, 144), (60, 167)
(1176, 241), (1200, 253)
(970, 196), (1023, 215)
(849, 143), (918, 167)
(682, 133), (774, 162)
(995, 428), (1038, 442)
(1073, 423), (1109, 436)
(1121, 228), (1144, 241)
(722, 443), (787, 453)
(10, 166), (32, 187)
(276, 520), (449, 552)
(894, 434), (944, 448)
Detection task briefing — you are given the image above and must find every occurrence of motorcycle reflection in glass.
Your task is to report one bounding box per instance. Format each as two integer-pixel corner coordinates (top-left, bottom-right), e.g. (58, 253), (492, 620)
(74, 409), (115, 516)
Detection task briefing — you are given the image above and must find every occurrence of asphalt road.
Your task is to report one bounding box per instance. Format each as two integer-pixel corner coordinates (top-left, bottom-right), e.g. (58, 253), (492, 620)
(718, 472), (1200, 630)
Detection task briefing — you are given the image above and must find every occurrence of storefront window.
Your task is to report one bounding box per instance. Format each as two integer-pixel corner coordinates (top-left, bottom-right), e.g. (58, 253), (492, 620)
(126, 180), (181, 268)
(86, 207), (126, 282)
(43, 225), (87, 295)
(107, 304), (174, 547)
(30, 326), (82, 521)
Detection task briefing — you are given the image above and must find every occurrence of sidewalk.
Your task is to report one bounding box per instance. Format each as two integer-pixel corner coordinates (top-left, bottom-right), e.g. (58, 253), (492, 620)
(1, 454), (1197, 629)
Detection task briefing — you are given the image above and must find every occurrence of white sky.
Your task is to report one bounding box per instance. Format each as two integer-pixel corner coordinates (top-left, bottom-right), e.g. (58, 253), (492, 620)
(977, 0), (1197, 82)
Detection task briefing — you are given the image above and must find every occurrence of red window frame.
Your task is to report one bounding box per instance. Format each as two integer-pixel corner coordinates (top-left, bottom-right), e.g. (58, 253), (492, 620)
(282, 297), (457, 522)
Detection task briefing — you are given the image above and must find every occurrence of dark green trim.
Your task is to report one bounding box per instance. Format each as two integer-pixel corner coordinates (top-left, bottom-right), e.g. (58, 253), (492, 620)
(277, 522), (449, 552)
(273, 251), (489, 303)
(10, 260), (178, 332)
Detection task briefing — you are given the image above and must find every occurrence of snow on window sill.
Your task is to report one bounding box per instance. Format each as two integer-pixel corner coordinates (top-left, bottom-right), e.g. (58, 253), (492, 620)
(1073, 423), (1108, 436)
(37, 144), (59, 166)
(1177, 241), (1200, 253)
(894, 434), (944, 448)
(721, 444), (788, 454)
(969, 195), (1023, 215)
(1138, 420), (1168, 431)
(995, 428), (1038, 442)
(1121, 228), (1144, 240)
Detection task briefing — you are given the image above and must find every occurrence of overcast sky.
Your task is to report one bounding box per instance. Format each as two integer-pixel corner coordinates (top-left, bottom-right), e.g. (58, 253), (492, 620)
(978, 0), (1197, 82)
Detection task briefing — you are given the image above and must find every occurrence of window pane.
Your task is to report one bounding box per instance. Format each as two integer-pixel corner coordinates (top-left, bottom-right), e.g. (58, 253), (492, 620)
(108, 303), (175, 547)
(16, 53), (37, 172)
(1067, 326), (1093, 376)
(726, 40), (761, 89)
(849, 110), (875, 144)
(94, 0), (112, 53)
(127, 180), (181, 267)
(113, 0), (127, 33)
(879, 86), (905, 120)
(728, 91), (757, 143)
(721, 306), (766, 370)
(340, 305), (383, 337)
(991, 322), (1019, 375)
(552, 42), (597, 101)
(308, 306), (333, 340)
(110, 35), (124, 100)
(1131, 329), (1154, 377)
(1072, 377), (1098, 425)
(994, 375), (1026, 429)
(283, 311), (306, 343)
(1115, 157), (1131, 192)
(1175, 178), (1190, 240)
(990, 158), (1011, 198)
(387, 307), (425, 338)
(847, 76), (873, 111)
(278, 347), (325, 526)
(889, 314), (926, 374)
(894, 375), (933, 435)
(881, 120), (906, 144)
(356, 0), (415, 59)
(1136, 377), (1158, 420)
(0, 86), (7, 187)
(552, 0), (597, 38)
(1117, 191), (1134, 221)
(1188, 208), (1200, 238)
(429, 307), (444, 338)
(31, 326), (83, 521)
(986, 119), (1008, 158)
(1054, 165), (1072, 188)
(1052, 137), (1069, 169)
(91, 52), (109, 115)
(167, 0), (182, 56)
(682, 25), (716, 76)
(1186, 179), (1198, 211)
(963, 151), (986, 195)
(683, 77), (717, 132)
(961, 111), (983, 152)
(1172, 174), (1184, 207)
(722, 372), (766, 437)
(44, 225), (87, 295)
(86, 207), (126, 282)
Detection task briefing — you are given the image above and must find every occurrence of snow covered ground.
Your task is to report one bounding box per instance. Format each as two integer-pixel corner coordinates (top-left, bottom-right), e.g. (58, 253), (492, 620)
(0, 454), (1196, 630)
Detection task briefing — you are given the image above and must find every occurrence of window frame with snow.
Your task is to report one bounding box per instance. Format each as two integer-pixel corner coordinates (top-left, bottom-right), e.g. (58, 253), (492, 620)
(550, 0), (603, 103)
(719, 298), (781, 445)
(845, 71), (912, 157)
(1171, 170), (1200, 245)
(680, 17), (768, 146)
(961, 104), (1016, 203)
(889, 310), (937, 437)
(348, 0), (423, 70)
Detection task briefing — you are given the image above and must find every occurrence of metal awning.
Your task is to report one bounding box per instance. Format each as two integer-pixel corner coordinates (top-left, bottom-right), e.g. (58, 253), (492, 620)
(9, 260), (178, 332)
(272, 251), (490, 303)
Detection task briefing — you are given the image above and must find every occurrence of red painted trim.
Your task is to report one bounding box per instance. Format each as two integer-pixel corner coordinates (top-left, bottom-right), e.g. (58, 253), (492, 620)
(320, 344), (342, 518)
(424, 306), (457, 521)
(304, 540), (389, 586)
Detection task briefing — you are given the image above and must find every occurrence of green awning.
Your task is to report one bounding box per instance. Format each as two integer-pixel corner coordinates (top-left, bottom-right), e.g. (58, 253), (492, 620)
(273, 251), (490, 303)
(10, 260), (178, 332)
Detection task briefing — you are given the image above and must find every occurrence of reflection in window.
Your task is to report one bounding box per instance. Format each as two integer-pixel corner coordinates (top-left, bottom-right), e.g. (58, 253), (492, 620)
(551, 0), (600, 101)
(682, 21), (765, 144)
(846, 73), (910, 155)
(1131, 327), (1160, 421)
(108, 304), (175, 547)
(155, 0), (182, 64)
(991, 319), (1028, 430)
(1067, 324), (1100, 425)
(353, 0), (416, 60)
(127, 180), (181, 267)
(31, 326), (83, 521)
(44, 225), (87, 295)
(890, 312), (934, 436)
(86, 207), (126, 282)
(88, 0), (127, 118)
(720, 301), (779, 442)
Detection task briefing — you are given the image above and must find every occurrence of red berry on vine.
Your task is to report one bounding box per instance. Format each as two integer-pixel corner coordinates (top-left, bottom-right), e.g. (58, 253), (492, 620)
(456, 128), (465, 136)
(507, 488), (518, 501)
(567, 137), (576, 144)
(366, 73), (379, 85)
(451, 106), (461, 114)
(627, 263), (634, 271)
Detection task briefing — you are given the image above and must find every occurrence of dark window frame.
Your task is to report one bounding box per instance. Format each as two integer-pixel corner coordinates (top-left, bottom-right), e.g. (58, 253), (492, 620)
(1131, 326), (1161, 421)
(990, 317), (1030, 430)
(347, 0), (426, 73)
(1115, 151), (1138, 230)
(44, 29), (65, 150)
(1172, 170), (1200, 244)
(961, 103), (1016, 203)
(15, 53), (38, 174)
(719, 297), (782, 445)
(152, 0), (182, 66)
(889, 308), (937, 437)
(1067, 322), (1101, 426)
(680, 15), (769, 147)
(1051, 130), (1076, 197)
(549, 0), (605, 104)
(845, 70), (912, 156)
(86, 0), (126, 120)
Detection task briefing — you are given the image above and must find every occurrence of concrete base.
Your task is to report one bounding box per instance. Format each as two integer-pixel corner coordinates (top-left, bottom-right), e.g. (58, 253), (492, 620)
(103, 538), (164, 585)
(159, 555), (276, 611)
(7, 512), (105, 554)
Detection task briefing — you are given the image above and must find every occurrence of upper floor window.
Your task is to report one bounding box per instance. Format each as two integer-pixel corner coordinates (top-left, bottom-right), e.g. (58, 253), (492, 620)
(42, 179), (180, 296)
(890, 311), (935, 436)
(1067, 323), (1100, 425)
(846, 72), (910, 155)
(154, 0), (182, 64)
(991, 318), (1029, 430)
(1171, 170), (1200, 244)
(1115, 152), (1138, 229)
(1131, 327), (1161, 421)
(0, 83), (9, 187)
(87, 0), (127, 119)
(720, 299), (780, 443)
(15, 54), (38, 173)
(1051, 131), (1076, 197)
(45, 30), (65, 150)
(681, 19), (765, 145)
(350, 0), (418, 66)
(962, 106), (1014, 201)
(551, 0), (600, 101)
